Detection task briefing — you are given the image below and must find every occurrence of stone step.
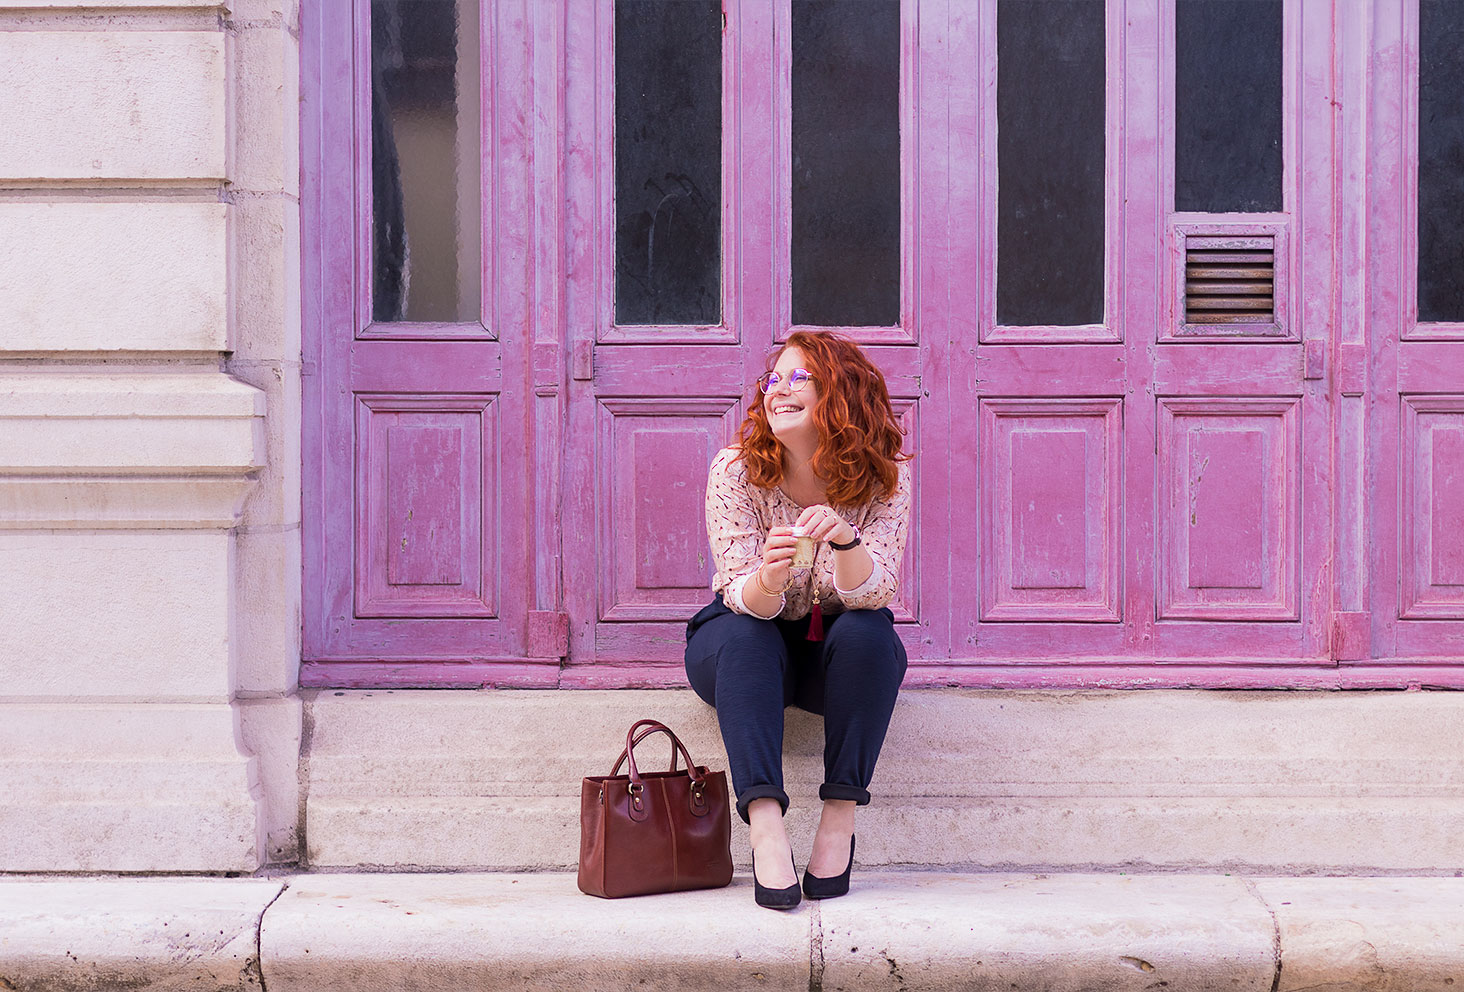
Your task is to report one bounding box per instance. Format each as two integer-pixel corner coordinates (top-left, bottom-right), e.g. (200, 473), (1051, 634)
(303, 688), (1464, 871)
(7, 872), (1464, 992)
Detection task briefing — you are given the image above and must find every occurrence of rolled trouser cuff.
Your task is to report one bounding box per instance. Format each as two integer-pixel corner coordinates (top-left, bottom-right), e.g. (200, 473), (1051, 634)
(735, 785), (790, 823)
(819, 783), (871, 806)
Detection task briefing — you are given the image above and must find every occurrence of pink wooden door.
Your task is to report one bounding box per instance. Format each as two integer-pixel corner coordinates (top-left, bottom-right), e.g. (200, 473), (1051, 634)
(558, 1), (944, 679)
(931, 0), (1333, 683)
(1359, 0), (1464, 682)
(300, 0), (1370, 688)
(301, 0), (540, 686)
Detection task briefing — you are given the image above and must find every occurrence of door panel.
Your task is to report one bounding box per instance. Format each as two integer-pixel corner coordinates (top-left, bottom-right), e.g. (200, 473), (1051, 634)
(1400, 396), (1464, 621)
(1362, 1), (1464, 667)
(980, 398), (1123, 623)
(596, 398), (743, 622)
(355, 395), (498, 618)
(561, 0), (939, 675)
(302, 0), (535, 684)
(1156, 397), (1299, 622)
(943, 0), (1330, 669)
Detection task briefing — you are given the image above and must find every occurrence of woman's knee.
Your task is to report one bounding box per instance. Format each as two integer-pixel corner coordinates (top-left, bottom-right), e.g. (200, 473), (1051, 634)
(685, 611), (788, 698)
(824, 610), (907, 678)
(825, 609), (897, 650)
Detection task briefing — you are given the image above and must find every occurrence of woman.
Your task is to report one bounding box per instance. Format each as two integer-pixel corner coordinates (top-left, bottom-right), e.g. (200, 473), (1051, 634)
(684, 330), (912, 910)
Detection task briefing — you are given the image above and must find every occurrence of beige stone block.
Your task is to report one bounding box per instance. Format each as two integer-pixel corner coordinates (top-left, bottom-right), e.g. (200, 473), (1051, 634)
(871, 690), (1464, 799)
(229, 194), (301, 361)
(0, 702), (258, 871)
(2, 797), (259, 872)
(0, 700), (246, 759)
(232, 24), (299, 196)
(238, 695), (303, 865)
(302, 690), (1464, 871)
(0, 202), (225, 352)
(0, 877), (280, 988)
(306, 796), (578, 869)
(0, 477), (256, 529)
(234, 527), (302, 692)
(229, 361), (300, 528)
(1257, 878), (1464, 992)
(0, 372), (263, 473)
(0, 372), (261, 420)
(225, 0), (298, 24)
(0, 32), (225, 181)
(261, 874), (810, 992)
(304, 793), (1464, 875)
(0, 531), (235, 699)
(820, 874), (1276, 992)
(851, 797), (1464, 872)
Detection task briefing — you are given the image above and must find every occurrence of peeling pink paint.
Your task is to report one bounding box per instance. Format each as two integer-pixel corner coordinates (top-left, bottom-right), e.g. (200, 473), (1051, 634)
(300, 0), (1463, 690)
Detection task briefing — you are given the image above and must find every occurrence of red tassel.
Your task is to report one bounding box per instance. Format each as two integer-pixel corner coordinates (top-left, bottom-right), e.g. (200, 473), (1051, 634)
(807, 598), (824, 642)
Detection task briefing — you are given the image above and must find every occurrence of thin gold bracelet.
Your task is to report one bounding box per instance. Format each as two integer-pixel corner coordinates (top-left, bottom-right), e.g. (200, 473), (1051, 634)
(753, 568), (785, 599)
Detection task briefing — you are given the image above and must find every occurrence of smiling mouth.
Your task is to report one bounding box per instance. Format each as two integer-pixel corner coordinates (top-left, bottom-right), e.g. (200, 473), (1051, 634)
(771, 404), (802, 415)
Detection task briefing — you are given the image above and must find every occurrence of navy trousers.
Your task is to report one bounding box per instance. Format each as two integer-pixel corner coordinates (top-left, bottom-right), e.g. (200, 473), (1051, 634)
(684, 596), (907, 823)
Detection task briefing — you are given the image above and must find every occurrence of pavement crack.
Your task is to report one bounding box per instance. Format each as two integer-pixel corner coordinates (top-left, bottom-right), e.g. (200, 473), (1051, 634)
(1241, 878), (1282, 992)
(253, 881), (289, 992)
(809, 900), (824, 992)
(297, 698), (317, 869)
(881, 947), (908, 992)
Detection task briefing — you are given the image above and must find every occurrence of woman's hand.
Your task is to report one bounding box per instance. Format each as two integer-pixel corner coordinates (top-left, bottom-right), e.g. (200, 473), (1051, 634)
(758, 526), (799, 593)
(795, 505), (857, 547)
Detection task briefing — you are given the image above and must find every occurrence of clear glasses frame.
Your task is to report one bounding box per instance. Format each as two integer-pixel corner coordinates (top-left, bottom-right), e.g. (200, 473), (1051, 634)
(756, 369), (815, 394)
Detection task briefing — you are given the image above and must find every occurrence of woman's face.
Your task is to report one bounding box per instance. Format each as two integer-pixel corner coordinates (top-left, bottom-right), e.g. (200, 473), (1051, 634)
(763, 346), (820, 447)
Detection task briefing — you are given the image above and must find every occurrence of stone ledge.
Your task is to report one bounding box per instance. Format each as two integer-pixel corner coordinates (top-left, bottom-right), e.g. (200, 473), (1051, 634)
(0, 877), (280, 992)
(0, 372), (262, 527)
(6, 873), (1464, 992)
(302, 689), (1464, 872)
(0, 373), (262, 422)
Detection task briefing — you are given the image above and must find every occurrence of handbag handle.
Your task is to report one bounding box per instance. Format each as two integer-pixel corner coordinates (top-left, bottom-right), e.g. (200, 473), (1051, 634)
(610, 722), (682, 777)
(609, 719), (704, 788)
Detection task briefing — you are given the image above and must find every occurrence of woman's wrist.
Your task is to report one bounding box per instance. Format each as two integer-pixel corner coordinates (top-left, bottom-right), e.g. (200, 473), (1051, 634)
(753, 566), (785, 599)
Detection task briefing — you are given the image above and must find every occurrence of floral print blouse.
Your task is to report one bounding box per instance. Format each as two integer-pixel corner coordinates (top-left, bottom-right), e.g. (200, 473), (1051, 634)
(704, 446), (912, 620)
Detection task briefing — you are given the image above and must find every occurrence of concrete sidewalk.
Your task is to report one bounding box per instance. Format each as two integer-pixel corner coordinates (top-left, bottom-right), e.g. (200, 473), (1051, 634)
(3, 872), (1463, 991)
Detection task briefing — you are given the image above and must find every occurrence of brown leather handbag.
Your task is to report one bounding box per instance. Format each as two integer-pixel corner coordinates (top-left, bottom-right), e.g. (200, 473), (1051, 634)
(578, 719), (733, 898)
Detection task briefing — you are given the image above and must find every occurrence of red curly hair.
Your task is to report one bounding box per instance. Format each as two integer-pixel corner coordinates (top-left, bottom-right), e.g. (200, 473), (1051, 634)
(735, 331), (910, 507)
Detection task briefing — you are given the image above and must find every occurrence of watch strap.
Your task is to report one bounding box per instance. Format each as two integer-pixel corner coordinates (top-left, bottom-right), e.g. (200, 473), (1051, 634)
(829, 526), (862, 551)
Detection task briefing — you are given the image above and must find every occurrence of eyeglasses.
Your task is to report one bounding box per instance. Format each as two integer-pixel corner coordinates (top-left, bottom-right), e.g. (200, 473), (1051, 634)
(756, 369), (814, 394)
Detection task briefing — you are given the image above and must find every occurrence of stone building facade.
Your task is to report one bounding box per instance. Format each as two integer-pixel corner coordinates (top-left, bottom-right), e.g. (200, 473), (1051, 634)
(6, 0), (1464, 875)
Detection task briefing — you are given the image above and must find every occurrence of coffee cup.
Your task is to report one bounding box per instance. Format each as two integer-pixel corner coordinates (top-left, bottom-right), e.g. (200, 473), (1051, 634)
(791, 526), (816, 568)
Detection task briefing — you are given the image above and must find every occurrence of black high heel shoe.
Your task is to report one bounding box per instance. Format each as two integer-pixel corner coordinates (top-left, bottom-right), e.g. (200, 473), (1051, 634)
(752, 849), (802, 910)
(802, 835), (856, 900)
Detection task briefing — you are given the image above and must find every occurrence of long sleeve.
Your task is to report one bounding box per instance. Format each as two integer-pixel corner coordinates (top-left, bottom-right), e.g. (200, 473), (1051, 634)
(833, 459), (912, 611)
(705, 447), (781, 617)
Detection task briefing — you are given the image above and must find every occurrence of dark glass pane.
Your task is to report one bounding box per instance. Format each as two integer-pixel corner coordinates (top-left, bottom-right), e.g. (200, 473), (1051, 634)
(1419, 0), (1464, 323)
(997, 0), (1105, 327)
(1175, 0), (1283, 213)
(371, 0), (481, 323)
(615, 0), (722, 326)
(791, 0), (900, 327)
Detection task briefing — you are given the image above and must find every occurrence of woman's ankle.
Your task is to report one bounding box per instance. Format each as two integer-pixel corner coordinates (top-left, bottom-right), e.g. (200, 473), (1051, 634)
(747, 797), (790, 848)
(815, 798), (856, 836)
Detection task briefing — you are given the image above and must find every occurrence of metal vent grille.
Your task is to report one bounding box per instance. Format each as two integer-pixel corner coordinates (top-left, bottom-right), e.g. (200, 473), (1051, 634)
(1184, 236), (1275, 324)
